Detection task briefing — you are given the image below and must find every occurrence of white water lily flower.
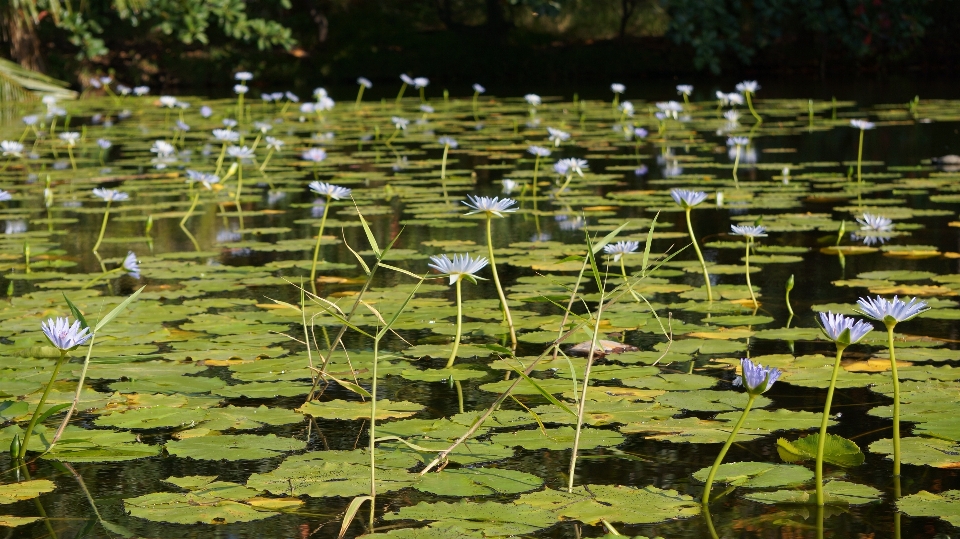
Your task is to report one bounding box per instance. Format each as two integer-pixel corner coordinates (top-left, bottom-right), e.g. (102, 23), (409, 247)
(151, 140), (176, 157)
(554, 158), (588, 177)
(547, 127), (570, 146)
(670, 188), (708, 208)
(850, 119), (876, 130)
(619, 101), (635, 116)
(22, 115), (38, 126)
(186, 170), (220, 189)
(92, 188), (129, 202)
(309, 181), (351, 200)
(253, 121), (273, 133)
(502, 179), (518, 194)
(1, 141), (24, 157)
(59, 132), (80, 146)
(611, 83), (625, 94)
(159, 96), (178, 107)
(727, 136), (749, 147)
(856, 296), (929, 325)
(41, 317), (92, 351)
(285, 91), (299, 102)
(413, 77), (429, 89)
(723, 110), (741, 123)
(462, 195), (518, 218)
(857, 213), (893, 232)
(727, 93), (744, 106)
(233, 84), (249, 95)
(235, 71), (253, 81)
(677, 84), (694, 96)
(357, 77), (372, 88)
(734, 358), (781, 395)
(122, 251), (140, 279)
(473, 83), (486, 94)
(527, 145), (551, 157)
(428, 253), (489, 285)
(134, 86), (150, 96)
(302, 148), (327, 162)
(213, 129), (239, 142)
(730, 224), (767, 238)
(392, 117), (410, 130)
(603, 240), (639, 262)
(400, 74), (414, 85)
(438, 136), (458, 148)
(0, 190), (12, 202)
(736, 80), (760, 93)
(524, 94), (541, 106)
(819, 312), (873, 345)
(227, 146), (255, 159)
(265, 137), (284, 151)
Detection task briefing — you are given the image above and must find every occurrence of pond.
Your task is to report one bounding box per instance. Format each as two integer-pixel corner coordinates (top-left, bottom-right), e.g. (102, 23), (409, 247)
(0, 78), (959, 539)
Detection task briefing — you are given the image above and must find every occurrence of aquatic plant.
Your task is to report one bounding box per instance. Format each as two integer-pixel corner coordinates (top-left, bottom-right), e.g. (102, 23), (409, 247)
(438, 136), (458, 203)
(611, 83), (625, 108)
(463, 195), (518, 346)
(355, 77), (372, 108)
(856, 296), (928, 478)
(850, 120), (875, 184)
(308, 181), (352, 288)
(671, 189), (713, 301)
(736, 80), (762, 123)
(727, 136), (749, 188)
(554, 157), (587, 195)
(729, 224), (767, 307)
(677, 84), (693, 106)
(816, 311), (873, 505)
(427, 253), (488, 367)
(701, 358), (781, 504)
(91, 188), (128, 252)
(472, 83), (485, 120)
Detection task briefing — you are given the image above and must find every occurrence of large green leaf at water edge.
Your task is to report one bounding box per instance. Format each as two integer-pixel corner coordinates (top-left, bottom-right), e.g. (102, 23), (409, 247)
(165, 433), (306, 461)
(692, 462), (813, 489)
(246, 449), (420, 498)
(383, 500), (559, 536)
(0, 425), (160, 462)
(514, 485), (700, 525)
(744, 481), (882, 506)
(897, 490), (960, 526)
(298, 399), (423, 420)
(621, 417), (768, 444)
(0, 480), (55, 504)
(490, 426), (624, 450)
(868, 437), (960, 468)
(414, 467), (542, 496)
(777, 433), (865, 467)
(124, 475), (301, 524)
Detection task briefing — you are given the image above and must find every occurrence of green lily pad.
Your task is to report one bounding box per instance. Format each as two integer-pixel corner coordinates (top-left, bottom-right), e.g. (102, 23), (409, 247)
(165, 433), (306, 461)
(0, 480), (55, 504)
(490, 426), (624, 450)
(298, 399), (423, 420)
(897, 490), (960, 526)
(247, 449), (420, 498)
(869, 437), (960, 467)
(692, 462), (813, 488)
(777, 433), (865, 467)
(514, 484), (700, 525)
(744, 480), (881, 506)
(414, 467), (542, 496)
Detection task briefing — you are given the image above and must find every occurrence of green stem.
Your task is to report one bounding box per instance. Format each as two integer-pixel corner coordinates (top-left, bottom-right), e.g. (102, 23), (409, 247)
(355, 86), (365, 109)
(856, 128), (865, 184)
(67, 146), (77, 171)
(446, 279), (463, 368)
(732, 145), (741, 189)
(685, 207), (713, 301)
(887, 323), (901, 477)
(369, 334), (379, 527)
(568, 298), (606, 492)
(816, 345), (846, 506)
(92, 202), (111, 252)
(234, 162), (243, 205)
(455, 380), (464, 414)
(259, 148), (275, 172)
(486, 217), (516, 347)
(702, 394), (757, 504)
(395, 82), (407, 105)
(746, 92), (762, 123)
(440, 143), (450, 205)
(745, 239), (757, 307)
(532, 154), (540, 199)
(19, 351), (67, 459)
(214, 143), (228, 177)
(556, 173), (574, 195)
(309, 196), (332, 288)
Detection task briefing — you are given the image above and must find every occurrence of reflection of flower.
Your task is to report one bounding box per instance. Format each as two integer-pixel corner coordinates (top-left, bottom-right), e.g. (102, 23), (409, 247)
(42, 317), (92, 351)
(123, 251), (140, 279)
(819, 312), (872, 345)
(851, 232), (892, 246)
(856, 296), (928, 325)
(502, 179), (518, 194)
(428, 254), (488, 285)
(603, 240), (639, 262)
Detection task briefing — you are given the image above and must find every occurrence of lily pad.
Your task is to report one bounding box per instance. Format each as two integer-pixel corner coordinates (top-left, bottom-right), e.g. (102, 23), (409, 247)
(165, 433), (306, 461)
(692, 462), (813, 488)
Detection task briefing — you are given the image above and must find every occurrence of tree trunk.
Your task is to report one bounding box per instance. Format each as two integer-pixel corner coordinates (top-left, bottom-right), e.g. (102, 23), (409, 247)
(4, 7), (46, 72)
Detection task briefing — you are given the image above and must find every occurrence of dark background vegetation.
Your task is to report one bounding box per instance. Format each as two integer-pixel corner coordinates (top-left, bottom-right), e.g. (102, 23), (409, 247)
(2, 0), (959, 94)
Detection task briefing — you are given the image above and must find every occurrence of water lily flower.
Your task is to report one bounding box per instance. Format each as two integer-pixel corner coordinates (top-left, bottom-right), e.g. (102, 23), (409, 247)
(603, 240), (639, 262)
(59, 132), (80, 146)
(1, 141), (24, 157)
(316, 96), (335, 111)
(227, 146), (254, 160)
(676, 84), (694, 96)
(656, 101), (683, 119)
(723, 109), (741, 123)
(524, 94), (541, 107)
(734, 358), (781, 395)
(116, 84), (131, 95)
(850, 119), (875, 130)
(727, 93), (744, 106)
(265, 137), (284, 151)
(670, 189), (708, 208)
(736, 81), (760, 94)
(235, 71), (253, 81)
(134, 86), (150, 96)
(400, 74), (414, 85)
(357, 77), (372, 88)
(730, 224), (767, 238)
(412, 77), (429, 89)
(527, 145), (551, 157)
(233, 84), (249, 95)
(619, 101), (635, 116)
(634, 127), (648, 139)
(438, 136), (458, 149)
(473, 83), (486, 94)
(611, 83), (625, 94)
(122, 251), (140, 279)
(285, 91), (299, 102)
(502, 179), (518, 194)
(547, 127), (570, 146)
(92, 188), (129, 202)
(392, 117), (410, 130)
(303, 148), (327, 163)
(159, 96), (178, 107)
(420, 105), (435, 114)
(857, 213), (892, 232)
(253, 121), (273, 133)
(0, 190), (12, 202)
(200, 105), (213, 118)
(818, 312), (873, 345)
(727, 136), (749, 147)
(22, 115), (38, 126)
(462, 195), (518, 218)
(309, 181), (351, 200)
(186, 170), (220, 189)
(5, 220), (25, 234)
(856, 296), (928, 326)
(428, 253), (488, 286)
(175, 120), (190, 132)
(151, 140), (176, 157)
(41, 317), (92, 351)
(213, 129), (240, 142)
(554, 157), (588, 177)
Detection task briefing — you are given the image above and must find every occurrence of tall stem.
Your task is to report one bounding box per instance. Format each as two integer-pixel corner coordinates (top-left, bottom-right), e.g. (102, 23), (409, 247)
(440, 143), (450, 205)
(92, 201), (111, 252)
(20, 352), (66, 459)
(685, 207), (713, 301)
(532, 154), (541, 199)
(486, 217), (516, 347)
(732, 145), (741, 189)
(746, 92), (762, 123)
(856, 128), (865, 184)
(369, 334), (379, 527)
(395, 83), (407, 105)
(568, 298), (606, 492)
(887, 323), (901, 477)
(702, 394), (757, 504)
(234, 162), (243, 205)
(309, 196), (332, 290)
(745, 239), (757, 307)
(446, 279), (463, 368)
(214, 142), (227, 177)
(816, 345), (846, 506)
(355, 86), (365, 109)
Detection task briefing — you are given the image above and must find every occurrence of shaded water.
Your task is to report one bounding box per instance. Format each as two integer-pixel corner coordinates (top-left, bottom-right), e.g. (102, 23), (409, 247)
(0, 81), (958, 538)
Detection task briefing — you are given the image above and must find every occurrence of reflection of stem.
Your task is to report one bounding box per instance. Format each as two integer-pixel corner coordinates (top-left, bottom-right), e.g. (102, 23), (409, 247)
(19, 463), (58, 539)
(486, 217), (516, 347)
(817, 504), (824, 539)
(180, 192), (202, 252)
(685, 207), (713, 301)
(455, 380), (464, 414)
(893, 475), (902, 539)
(816, 345), (846, 506)
(309, 196), (331, 291)
(702, 501), (720, 539)
(20, 351), (67, 458)
(745, 238), (757, 307)
(702, 393), (758, 504)
(887, 323), (901, 477)
(63, 462), (103, 521)
(446, 279), (463, 368)
(92, 201), (111, 252)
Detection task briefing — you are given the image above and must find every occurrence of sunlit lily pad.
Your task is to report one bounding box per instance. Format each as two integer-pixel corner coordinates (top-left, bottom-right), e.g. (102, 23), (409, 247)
(692, 462), (813, 488)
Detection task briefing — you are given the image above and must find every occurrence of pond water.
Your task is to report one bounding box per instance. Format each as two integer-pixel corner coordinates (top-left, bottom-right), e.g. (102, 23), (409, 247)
(0, 81), (959, 539)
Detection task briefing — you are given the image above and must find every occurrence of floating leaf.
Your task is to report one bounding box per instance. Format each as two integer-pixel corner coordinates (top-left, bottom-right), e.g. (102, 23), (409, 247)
(298, 399), (423, 420)
(165, 433), (306, 461)
(777, 433), (865, 467)
(692, 462), (813, 488)
(0, 480), (55, 504)
(897, 490), (960, 526)
(414, 468), (542, 496)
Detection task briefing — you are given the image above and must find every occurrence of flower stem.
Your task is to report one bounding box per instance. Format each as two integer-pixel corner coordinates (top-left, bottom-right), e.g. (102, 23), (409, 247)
(816, 345), (846, 506)
(355, 86), (365, 109)
(234, 161), (243, 205)
(67, 146), (77, 171)
(19, 351), (67, 459)
(568, 296), (606, 493)
(702, 394), (757, 504)
(856, 128), (865, 184)
(446, 279), (463, 368)
(745, 238), (757, 307)
(214, 142), (227, 177)
(309, 196), (332, 289)
(92, 202), (111, 253)
(685, 207), (713, 302)
(395, 82), (407, 105)
(732, 144), (741, 189)
(440, 143), (450, 205)
(746, 92), (762, 123)
(887, 323), (901, 477)
(486, 217), (516, 347)
(556, 173), (574, 195)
